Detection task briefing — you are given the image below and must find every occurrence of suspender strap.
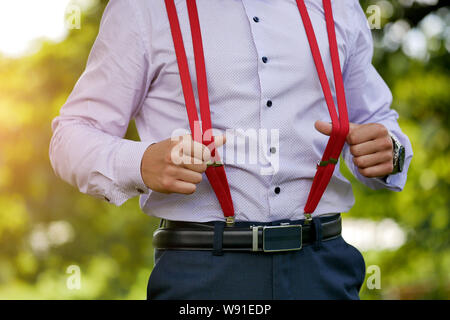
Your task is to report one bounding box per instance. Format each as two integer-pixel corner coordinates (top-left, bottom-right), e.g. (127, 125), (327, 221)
(164, 0), (201, 139)
(165, 0), (235, 224)
(187, 0), (214, 147)
(296, 0), (350, 215)
(165, 0), (349, 221)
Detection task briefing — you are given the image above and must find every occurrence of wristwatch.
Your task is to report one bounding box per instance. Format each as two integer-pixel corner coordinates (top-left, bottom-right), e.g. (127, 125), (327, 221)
(389, 132), (405, 175)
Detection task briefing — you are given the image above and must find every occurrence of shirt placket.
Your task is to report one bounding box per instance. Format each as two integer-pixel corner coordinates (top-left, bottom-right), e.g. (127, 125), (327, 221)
(241, 0), (284, 220)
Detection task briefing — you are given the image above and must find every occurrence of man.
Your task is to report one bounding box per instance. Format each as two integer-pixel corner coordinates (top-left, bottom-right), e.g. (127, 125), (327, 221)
(50, 0), (412, 300)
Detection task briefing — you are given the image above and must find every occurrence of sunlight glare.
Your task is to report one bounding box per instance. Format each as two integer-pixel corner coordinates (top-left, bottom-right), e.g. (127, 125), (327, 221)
(0, 0), (72, 57)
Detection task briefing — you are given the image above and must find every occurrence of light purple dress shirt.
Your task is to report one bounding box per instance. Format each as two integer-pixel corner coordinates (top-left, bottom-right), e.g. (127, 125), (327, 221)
(49, 0), (413, 223)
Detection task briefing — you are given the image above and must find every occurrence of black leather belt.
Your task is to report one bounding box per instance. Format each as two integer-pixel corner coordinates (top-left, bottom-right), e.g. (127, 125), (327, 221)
(152, 214), (341, 252)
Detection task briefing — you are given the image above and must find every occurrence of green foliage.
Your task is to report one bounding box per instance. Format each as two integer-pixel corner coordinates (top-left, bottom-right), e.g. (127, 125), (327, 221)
(0, 0), (448, 299)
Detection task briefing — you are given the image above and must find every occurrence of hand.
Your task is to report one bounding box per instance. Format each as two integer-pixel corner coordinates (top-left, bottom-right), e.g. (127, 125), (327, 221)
(315, 121), (394, 178)
(140, 134), (226, 194)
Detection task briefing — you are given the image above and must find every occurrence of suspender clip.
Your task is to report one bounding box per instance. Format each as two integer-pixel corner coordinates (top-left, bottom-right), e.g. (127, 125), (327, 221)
(226, 216), (235, 227)
(304, 213), (313, 225)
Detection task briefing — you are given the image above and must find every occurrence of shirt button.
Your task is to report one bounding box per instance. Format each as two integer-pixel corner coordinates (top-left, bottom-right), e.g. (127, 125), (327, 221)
(266, 100), (273, 107)
(262, 56), (268, 63)
(253, 16), (259, 23)
(274, 187), (281, 194)
(270, 147), (276, 154)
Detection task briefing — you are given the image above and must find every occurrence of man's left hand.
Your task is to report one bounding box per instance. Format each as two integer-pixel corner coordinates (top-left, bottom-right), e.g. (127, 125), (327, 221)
(315, 120), (394, 178)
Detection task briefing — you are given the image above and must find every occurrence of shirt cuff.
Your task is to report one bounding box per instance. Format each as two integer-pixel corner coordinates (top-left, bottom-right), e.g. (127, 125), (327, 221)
(107, 139), (155, 205)
(373, 172), (404, 191)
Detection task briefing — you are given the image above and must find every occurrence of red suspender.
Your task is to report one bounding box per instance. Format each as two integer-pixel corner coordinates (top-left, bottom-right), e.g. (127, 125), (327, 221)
(164, 0), (349, 222)
(165, 0), (235, 225)
(297, 0), (350, 216)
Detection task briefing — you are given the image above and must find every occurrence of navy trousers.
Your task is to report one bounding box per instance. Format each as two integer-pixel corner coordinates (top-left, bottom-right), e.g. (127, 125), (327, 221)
(147, 216), (366, 300)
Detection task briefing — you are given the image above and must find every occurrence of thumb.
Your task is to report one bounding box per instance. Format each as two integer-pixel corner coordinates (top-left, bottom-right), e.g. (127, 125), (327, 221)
(200, 134), (227, 150)
(314, 120), (332, 136)
(213, 134), (227, 148)
(315, 121), (360, 138)
(203, 134), (227, 163)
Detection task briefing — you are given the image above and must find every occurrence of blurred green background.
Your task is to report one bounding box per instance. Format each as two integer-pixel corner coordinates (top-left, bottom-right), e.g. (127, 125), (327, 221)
(0, 0), (448, 299)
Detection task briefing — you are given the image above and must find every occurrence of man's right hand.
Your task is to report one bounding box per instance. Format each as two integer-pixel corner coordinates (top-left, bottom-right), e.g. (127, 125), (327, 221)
(140, 134), (226, 194)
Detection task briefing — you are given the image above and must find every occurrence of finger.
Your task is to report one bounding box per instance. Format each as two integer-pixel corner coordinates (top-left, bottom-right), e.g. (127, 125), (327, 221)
(170, 180), (197, 194)
(358, 161), (394, 178)
(348, 122), (360, 132)
(350, 136), (393, 157)
(170, 151), (198, 166)
(179, 135), (226, 161)
(182, 134), (227, 163)
(175, 167), (203, 184)
(204, 134), (227, 161)
(314, 120), (332, 136)
(315, 121), (360, 137)
(180, 136), (210, 163)
(353, 150), (393, 169)
(211, 134), (227, 149)
(183, 162), (208, 173)
(347, 123), (388, 145)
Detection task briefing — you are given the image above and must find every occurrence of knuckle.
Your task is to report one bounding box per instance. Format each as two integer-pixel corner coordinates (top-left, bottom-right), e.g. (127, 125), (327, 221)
(160, 177), (173, 189)
(354, 156), (365, 168)
(168, 148), (181, 164)
(383, 137), (393, 149)
(384, 150), (394, 162)
(377, 137), (389, 150)
(379, 125), (389, 136)
(164, 152), (173, 163)
(386, 162), (394, 173)
(169, 165), (179, 176)
(348, 132), (357, 145)
(387, 137), (394, 149)
(349, 145), (358, 155)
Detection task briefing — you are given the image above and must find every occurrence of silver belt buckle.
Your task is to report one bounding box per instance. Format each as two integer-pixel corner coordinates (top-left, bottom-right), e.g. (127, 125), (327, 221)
(251, 223), (303, 253)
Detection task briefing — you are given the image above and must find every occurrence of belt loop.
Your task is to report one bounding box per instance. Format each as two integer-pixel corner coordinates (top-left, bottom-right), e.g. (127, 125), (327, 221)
(213, 221), (225, 256)
(312, 217), (323, 251)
